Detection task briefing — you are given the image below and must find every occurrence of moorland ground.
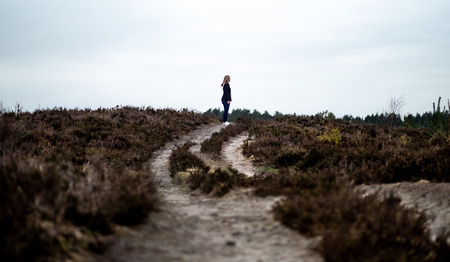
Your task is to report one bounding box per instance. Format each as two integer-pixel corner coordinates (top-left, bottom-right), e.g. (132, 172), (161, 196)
(1, 107), (449, 261)
(165, 117), (450, 261)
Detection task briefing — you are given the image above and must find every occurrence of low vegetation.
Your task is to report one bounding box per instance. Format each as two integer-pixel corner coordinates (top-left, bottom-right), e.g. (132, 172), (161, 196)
(247, 116), (449, 261)
(0, 106), (211, 261)
(3, 97), (449, 261)
(177, 111), (449, 261)
(263, 169), (449, 262)
(170, 141), (248, 197)
(244, 116), (449, 184)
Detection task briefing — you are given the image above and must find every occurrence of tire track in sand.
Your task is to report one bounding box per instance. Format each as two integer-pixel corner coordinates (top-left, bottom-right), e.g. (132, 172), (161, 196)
(222, 133), (256, 177)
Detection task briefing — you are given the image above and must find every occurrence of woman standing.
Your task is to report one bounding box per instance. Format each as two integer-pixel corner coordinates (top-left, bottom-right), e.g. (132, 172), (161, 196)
(221, 75), (232, 126)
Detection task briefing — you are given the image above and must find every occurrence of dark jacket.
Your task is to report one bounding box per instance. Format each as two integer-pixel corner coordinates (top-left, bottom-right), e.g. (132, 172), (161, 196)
(221, 83), (232, 102)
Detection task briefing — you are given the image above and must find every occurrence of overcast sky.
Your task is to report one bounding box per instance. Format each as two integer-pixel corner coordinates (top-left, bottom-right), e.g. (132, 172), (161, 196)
(1, 0), (449, 117)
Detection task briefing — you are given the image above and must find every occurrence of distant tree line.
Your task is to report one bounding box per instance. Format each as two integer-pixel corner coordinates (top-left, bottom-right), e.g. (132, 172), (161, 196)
(343, 97), (449, 133)
(204, 108), (281, 122)
(204, 97), (449, 133)
(342, 112), (426, 127)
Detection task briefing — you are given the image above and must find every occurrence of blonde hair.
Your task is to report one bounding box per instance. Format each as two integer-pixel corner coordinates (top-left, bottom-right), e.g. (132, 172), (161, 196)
(221, 75), (230, 87)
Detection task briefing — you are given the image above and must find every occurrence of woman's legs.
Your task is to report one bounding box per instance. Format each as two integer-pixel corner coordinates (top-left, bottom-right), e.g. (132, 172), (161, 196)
(222, 100), (230, 122)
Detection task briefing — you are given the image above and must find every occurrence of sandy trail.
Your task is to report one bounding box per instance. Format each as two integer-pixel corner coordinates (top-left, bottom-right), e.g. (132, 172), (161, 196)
(100, 124), (323, 262)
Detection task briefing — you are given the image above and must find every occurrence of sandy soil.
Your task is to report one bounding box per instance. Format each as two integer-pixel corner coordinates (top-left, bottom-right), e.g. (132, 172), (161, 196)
(99, 124), (323, 262)
(357, 182), (450, 242)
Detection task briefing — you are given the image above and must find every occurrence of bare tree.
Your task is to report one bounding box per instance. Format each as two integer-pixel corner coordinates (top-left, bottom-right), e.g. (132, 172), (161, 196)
(15, 102), (23, 115)
(387, 94), (405, 115)
(387, 94), (405, 126)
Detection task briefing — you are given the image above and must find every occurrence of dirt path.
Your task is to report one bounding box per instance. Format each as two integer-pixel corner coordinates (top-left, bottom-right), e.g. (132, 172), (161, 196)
(100, 124), (323, 262)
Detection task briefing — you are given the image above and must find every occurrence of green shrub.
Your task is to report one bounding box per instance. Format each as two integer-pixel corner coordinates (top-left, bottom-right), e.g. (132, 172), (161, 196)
(318, 127), (342, 145)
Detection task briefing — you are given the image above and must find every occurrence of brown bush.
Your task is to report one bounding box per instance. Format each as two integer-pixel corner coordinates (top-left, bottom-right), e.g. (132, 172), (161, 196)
(169, 142), (249, 196)
(0, 106), (212, 261)
(270, 169), (449, 262)
(242, 116), (450, 261)
(170, 143), (209, 178)
(243, 116), (449, 183)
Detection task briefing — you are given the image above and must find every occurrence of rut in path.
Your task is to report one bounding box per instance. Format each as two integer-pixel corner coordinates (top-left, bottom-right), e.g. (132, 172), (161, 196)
(100, 123), (323, 262)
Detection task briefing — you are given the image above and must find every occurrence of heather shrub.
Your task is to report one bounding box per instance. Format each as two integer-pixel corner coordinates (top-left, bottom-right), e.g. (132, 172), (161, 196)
(63, 169), (157, 233)
(169, 142), (248, 196)
(170, 143), (209, 178)
(252, 168), (341, 197)
(0, 106), (212, 260)
(197, 168), (248, 196)
(270, 169), (449, 262)
(242, 116), (449, 260)
(109, 171), (157, 225)
(243, 116), (449, 183)
(0, 160), (66, 261)
(0, 117), (69, 260)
